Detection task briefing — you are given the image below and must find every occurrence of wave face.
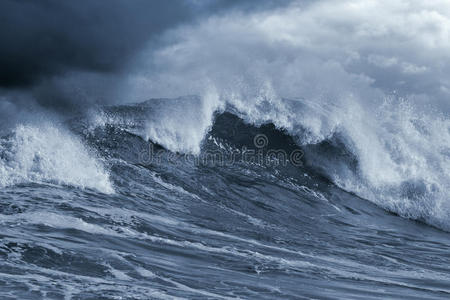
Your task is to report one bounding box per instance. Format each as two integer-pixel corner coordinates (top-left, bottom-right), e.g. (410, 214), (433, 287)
(1, 97), (450, 299)
(227, 95), (450, 231)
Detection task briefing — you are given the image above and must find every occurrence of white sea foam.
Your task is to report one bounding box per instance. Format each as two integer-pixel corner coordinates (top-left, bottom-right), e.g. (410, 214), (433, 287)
(0, 123), (114, 193)
(142, 91), (223, 154)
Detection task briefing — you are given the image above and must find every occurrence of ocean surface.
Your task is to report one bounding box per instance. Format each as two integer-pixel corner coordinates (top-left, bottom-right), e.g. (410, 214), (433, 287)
(1, 96), (450, 299)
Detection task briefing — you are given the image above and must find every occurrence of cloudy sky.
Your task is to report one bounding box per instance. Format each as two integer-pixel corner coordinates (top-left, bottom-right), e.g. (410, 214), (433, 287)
(1, 0), (449, 114)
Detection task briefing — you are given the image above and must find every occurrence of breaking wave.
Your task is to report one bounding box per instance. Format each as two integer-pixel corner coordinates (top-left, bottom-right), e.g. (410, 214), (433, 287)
(0, 122), (113, 194)
(84, 94), (450, 231)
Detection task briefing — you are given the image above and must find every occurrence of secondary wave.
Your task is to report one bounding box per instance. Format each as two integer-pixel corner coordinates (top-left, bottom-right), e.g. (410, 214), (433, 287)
(0, 122), (113, 194)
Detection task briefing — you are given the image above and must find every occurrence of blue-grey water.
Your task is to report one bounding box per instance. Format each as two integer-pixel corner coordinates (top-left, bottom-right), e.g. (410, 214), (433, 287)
(1, 98), (449, 299)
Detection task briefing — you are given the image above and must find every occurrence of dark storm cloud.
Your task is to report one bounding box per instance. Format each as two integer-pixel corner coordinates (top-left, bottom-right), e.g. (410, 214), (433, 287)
(0, 0), (296, 89)
(204, 0), (295, 11)
(0, 0), (300, 115)
(0, 0), (193, 88)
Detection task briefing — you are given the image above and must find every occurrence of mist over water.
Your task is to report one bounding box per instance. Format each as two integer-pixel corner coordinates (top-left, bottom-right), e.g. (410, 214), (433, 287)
(1, 0), (450, 299)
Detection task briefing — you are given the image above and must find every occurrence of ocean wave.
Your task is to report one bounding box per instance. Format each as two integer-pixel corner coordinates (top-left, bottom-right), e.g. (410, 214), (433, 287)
(0, 122), (114, 194)
(224, 96), (450, 230)
(85, 94), (450, 231)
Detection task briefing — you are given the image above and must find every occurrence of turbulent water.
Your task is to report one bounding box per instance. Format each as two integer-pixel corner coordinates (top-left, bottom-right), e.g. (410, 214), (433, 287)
(1, 96), (450, 299)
